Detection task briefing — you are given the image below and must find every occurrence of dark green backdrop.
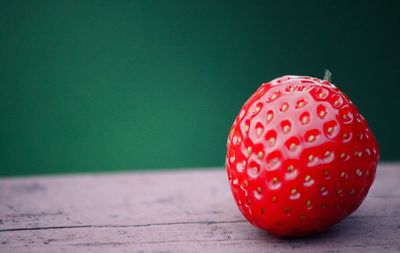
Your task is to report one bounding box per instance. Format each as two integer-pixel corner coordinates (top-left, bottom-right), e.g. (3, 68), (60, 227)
(1, 1), (399, 176)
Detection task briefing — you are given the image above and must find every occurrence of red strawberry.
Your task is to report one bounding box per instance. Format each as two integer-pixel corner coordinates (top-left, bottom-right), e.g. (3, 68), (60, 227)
(226, 75), (379, 237)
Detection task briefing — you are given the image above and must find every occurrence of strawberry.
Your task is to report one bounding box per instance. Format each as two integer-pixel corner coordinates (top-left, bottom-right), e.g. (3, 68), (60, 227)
(226, 75), (379, 237)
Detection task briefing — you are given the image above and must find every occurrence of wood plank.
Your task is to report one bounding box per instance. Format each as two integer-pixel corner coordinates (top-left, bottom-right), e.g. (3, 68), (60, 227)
(0, 163), (399, 252)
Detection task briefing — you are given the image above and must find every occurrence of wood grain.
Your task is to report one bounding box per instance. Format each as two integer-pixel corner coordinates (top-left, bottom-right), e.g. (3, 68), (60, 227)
(0, 163), (399, 252)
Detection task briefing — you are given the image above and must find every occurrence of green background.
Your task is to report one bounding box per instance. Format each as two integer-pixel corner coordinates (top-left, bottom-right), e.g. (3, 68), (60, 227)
(1, 0), (399, 176)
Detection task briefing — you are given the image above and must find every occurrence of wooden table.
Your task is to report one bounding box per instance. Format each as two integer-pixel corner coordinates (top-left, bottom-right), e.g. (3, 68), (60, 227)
(1, 163), (399, 252)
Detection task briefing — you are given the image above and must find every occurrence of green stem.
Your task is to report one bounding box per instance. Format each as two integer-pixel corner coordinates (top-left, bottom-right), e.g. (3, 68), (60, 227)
(323, 69), (332, 82)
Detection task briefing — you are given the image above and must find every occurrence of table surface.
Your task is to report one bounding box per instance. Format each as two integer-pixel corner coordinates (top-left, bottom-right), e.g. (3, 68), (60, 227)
(0, 163), (399, 253)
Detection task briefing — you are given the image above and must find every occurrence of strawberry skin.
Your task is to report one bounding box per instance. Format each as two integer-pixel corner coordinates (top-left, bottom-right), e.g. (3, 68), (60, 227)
(226, 75), (379, 237)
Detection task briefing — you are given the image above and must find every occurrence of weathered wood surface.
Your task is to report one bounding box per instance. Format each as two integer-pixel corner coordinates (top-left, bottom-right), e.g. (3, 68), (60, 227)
(0, 163), (399, 253)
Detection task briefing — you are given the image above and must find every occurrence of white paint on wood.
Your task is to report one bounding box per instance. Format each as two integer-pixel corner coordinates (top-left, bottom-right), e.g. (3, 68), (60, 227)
(0, 163), (400, 252)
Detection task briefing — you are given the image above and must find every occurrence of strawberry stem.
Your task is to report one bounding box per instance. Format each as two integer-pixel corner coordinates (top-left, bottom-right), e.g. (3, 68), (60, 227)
(323, 69), (332, 82)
